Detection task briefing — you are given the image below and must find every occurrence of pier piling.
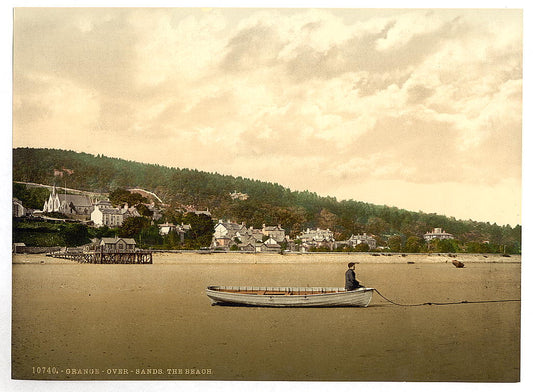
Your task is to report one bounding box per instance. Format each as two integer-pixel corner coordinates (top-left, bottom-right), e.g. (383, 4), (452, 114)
(46, 250), (152, 264)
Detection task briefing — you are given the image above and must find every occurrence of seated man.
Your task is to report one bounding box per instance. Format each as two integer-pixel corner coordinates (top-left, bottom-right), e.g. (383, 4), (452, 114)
(345, 262), (361, 291)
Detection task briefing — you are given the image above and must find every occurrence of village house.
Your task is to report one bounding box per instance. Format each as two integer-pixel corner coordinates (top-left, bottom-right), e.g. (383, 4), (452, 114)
(297, 228), (336, 251)
(90, 200), (131, 228)
(43, 186), (93, 216)
(333, 240), (350, 250)
(262, 224), (286, 243)
(347, 233), (377, 249)
(229, 191), (249, 200)
(211, 220), (286, 252)
(124, 204), (142, 219)
(423, 228), (454, 241)
(96, 237), (136, 252)
(144, 203), (163, 221)
(236, 238), (281, 253)
(232, 227), (267, 251)
(212, 220), (248, 248)
(158, 222), (191, 242)
(298, 227), (335, 242)
(192, 208), (211, 217)
(12, 243), (26, 253)
(300, 239), (335, 252)
(159, 222), (176, 236)
(284, 238), (299, 252)
(298, 228), (334, 246)
(13, 198), (26, 218)
(183, 205), (212, 216)
(237, 242), (256, 252)
(261, 237), (282, 253)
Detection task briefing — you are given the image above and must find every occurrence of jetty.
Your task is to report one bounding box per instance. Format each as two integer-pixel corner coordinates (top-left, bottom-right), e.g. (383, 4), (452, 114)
(47, 249), (152, 264)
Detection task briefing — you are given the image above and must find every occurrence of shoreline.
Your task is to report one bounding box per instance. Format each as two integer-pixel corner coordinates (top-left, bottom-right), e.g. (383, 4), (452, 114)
(12, 252), (521, 265)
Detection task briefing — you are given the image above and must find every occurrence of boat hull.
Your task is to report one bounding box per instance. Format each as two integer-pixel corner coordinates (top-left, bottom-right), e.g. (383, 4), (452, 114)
(206, 286), (373, 307)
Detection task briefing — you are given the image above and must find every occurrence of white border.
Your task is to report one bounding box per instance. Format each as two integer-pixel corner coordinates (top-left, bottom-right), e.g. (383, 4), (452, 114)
(2, 2), (530, 392)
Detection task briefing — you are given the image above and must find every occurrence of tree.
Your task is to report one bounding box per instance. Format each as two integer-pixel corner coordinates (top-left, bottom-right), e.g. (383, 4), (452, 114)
(466, 242), (483, 253)
(119, 217), (151, 238)
(160, 206), (184, 225)
(163, 230), (182, 249)
(139, 225), (163, 248)
(109, 188), (133, 206)
(109, 187), (148, 207)
(354, 243), (370, 252)
(387, 235), (402, 252)
(317, 208), (338, 230)
(60, 223), (90, 247)
(13, 182), (50, 209)
(366, 217), (390, 235)
(435, 239), (460, 253)
(89, 225), (118, 239)
(136, 204), (154, 218)
(404, 236), (423, 253)
(183, 213), (215, 248)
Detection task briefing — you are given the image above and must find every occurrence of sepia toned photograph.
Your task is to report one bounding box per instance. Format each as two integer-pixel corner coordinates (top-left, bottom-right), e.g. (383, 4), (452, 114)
(8, 4), (524, 388)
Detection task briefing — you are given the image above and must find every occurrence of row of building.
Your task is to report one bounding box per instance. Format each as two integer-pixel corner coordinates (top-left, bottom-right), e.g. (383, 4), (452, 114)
(14, 186), (455, 252)
(209, 220), (379, 252)
(39, 186), (166, 226)
(208, 221), (454, 252)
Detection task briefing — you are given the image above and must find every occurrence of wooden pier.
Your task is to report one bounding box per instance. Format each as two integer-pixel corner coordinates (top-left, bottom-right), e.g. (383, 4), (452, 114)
(47, 250), (152, 264)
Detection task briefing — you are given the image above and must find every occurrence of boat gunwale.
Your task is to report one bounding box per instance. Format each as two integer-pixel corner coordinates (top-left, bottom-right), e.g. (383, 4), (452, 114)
(206, 285), (373, 297)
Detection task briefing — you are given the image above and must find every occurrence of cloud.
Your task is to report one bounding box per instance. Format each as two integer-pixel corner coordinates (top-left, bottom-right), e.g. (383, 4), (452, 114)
(15, 8), (138, 95)
(221, 23), (282, 72)
(12, 8), (522, 225)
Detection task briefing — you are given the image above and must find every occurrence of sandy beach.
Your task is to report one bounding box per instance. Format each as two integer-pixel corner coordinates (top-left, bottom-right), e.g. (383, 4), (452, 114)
(12, 252), (520, 382)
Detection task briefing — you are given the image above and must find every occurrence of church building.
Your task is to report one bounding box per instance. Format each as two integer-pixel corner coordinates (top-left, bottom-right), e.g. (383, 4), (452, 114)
(42, 186), (93, 216)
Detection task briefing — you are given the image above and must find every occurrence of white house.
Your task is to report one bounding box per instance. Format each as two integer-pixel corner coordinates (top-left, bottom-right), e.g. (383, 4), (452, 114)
(213, 221), (247, 240)
(212, 221), (247, 248)
(261, 237), (282, 252)
(91, 201), (126, 228)
(229, 191), (249, 200)
(424, 228), (454, 241)
(159, 222), (177, 236)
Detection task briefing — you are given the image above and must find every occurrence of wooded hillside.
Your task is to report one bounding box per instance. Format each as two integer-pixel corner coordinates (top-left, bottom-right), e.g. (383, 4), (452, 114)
(13, 147), (521, 253)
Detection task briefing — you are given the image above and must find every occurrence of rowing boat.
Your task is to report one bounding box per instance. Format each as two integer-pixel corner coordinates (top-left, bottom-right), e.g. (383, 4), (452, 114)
(206, 286), (373, 307)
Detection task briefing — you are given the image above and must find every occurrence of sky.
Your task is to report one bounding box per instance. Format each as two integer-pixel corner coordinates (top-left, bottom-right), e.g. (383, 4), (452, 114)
(11, 6), (523, 226)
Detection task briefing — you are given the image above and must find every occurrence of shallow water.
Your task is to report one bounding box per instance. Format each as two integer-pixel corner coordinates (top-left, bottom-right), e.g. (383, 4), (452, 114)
(12, 254), (521, 381)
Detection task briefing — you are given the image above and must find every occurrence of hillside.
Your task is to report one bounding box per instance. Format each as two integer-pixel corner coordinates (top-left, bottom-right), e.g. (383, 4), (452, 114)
(12, 147), (521, 252)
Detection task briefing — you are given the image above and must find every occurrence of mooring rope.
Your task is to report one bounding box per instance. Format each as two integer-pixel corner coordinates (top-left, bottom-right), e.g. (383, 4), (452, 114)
(372, 288), (521, 307)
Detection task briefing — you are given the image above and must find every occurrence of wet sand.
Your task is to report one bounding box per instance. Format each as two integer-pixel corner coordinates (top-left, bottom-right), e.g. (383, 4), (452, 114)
(12, 253), (520, 381)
